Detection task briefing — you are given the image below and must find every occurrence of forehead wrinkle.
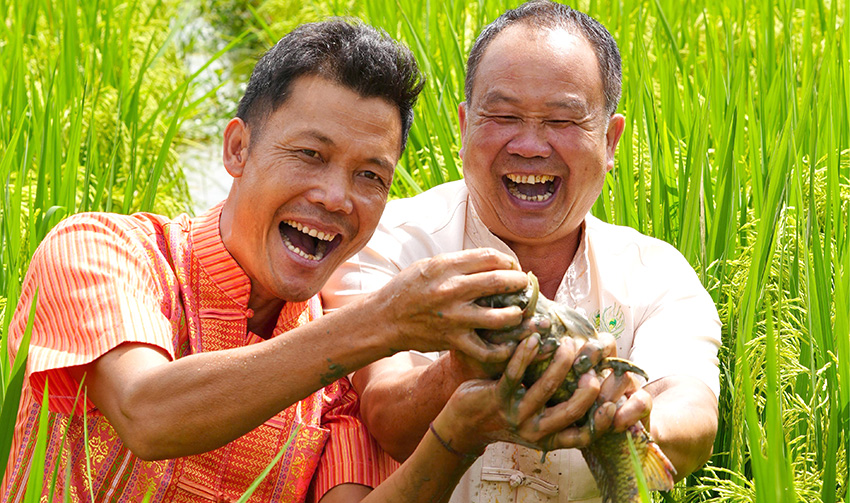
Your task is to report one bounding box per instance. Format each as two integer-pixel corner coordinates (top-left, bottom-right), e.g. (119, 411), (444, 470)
(336, 106), (401, 137)
(299, 130), (335, 146)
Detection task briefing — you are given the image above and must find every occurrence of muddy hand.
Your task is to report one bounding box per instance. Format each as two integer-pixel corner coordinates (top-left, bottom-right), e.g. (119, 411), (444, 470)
(502, 336), (611, 451)
(434, 335), (607, 456)
(589, 343), (651, 436)
(453, 315), (554, 378)
(429, 335), (545, 457)
(610, 382), (652, 434)
(376, 248), (529, 362)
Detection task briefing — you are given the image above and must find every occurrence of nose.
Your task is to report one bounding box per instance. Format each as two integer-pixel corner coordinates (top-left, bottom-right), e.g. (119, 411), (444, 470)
(505, 121), (552, 158)
(306, 168), (354, 214)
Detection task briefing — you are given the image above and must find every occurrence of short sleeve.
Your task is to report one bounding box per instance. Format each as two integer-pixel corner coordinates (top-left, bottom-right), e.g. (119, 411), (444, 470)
(9, 214), (176, 414)
(628, 250), (722, 397)
(309, 380), (400, 502)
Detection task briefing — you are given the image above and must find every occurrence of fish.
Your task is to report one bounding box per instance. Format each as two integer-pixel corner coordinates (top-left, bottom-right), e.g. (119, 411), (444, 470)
(476, 272), (676, 503)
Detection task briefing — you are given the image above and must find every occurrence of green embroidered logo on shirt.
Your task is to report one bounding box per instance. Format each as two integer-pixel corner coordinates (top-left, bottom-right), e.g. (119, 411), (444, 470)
(592, 304), (625, 339)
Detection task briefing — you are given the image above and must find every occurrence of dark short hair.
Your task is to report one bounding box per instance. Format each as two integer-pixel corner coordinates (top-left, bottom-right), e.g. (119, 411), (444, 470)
(236, 19), (425, 152)
(465, 0), (621, 116)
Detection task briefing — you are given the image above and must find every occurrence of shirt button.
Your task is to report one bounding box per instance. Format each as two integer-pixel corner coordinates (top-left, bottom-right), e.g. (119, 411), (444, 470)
(509, 473), (525, 488)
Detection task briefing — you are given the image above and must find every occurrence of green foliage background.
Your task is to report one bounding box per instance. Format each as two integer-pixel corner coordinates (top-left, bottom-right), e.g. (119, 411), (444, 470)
(1, 0), (848, 501)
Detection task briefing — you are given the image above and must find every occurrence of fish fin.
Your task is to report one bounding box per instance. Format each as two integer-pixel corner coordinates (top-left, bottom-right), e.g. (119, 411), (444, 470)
(598, 358), (649, 380)
(526, 272), (539, 315)
(632, 425), (676, 491)
(551, 304), (596, 338)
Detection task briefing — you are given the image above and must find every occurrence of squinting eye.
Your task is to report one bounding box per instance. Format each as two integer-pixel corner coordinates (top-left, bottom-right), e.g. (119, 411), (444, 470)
(300, 149), (320, 158)
(360, 170), (389, 187)
(361, 170), (385, 183)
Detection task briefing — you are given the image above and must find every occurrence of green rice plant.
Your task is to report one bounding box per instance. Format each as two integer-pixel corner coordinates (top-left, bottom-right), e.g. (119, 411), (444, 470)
(235, 423), (303, 503)
(0, 0), (228, 497)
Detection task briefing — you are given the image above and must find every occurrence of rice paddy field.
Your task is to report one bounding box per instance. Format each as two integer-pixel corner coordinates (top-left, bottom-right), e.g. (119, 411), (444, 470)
(1, 0), (848, 501)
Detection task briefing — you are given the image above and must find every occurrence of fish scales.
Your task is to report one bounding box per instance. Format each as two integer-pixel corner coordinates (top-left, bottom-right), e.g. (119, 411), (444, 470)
(476, 272), (676, 503)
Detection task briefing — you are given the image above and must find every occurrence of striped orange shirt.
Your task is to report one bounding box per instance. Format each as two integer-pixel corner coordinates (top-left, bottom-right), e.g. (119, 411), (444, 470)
(3, 204), (398, 503)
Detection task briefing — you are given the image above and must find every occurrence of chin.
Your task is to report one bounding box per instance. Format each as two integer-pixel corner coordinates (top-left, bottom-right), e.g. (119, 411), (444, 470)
(270, 274), (324, 303)
(278, 285), (321, 303)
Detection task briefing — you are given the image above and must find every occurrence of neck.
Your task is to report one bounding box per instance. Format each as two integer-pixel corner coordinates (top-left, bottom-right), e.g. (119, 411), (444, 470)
(247, 295), (285, 340)
(508, 227), (582, 300)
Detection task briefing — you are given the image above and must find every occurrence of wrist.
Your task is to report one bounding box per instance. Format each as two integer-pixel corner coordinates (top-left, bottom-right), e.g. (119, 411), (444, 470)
(444, 351), (494, 381)
(355, 291), (403, 358)
(428, 417), (484, 463)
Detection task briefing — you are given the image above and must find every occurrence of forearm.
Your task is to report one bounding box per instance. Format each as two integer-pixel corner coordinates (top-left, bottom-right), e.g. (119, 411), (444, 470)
(353, 352), (483, 461)
(79, 298), (397, 460)
(362, 427), (474, 503)
(645, 376), (718, 481)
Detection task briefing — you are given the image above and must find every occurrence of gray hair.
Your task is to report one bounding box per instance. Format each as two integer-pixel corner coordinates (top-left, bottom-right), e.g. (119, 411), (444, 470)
(465, 1), (622, 116)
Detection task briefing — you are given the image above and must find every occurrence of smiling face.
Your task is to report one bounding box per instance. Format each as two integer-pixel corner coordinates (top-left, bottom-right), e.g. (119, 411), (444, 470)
(220, 75), (401, 306)
(459, 23), (624, 252)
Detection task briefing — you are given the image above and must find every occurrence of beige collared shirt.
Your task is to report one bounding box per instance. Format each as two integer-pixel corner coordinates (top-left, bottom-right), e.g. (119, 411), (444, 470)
(323, 180), (721, 502)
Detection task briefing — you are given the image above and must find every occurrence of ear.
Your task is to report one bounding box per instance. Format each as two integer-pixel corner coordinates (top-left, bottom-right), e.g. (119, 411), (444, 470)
(223, 117), (250, 178)
(458, 102), (468, 160)
(605, 113), (626, 172)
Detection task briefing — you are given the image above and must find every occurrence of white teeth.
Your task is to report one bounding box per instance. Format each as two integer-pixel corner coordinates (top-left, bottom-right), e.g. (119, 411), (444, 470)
(283, 220), (336, 241)
(506, 174), (555, 184)
(280, 220), (335, 261)
(281, 234), (327, 261)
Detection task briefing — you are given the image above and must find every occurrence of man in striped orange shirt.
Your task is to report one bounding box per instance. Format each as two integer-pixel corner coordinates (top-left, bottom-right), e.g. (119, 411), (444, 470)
(3, 18), (604, 503)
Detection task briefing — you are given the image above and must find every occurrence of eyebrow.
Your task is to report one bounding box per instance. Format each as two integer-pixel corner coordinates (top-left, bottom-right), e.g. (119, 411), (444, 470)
(368, 156), (395, 172)
(303, 130), (335, 146)
(478, 91), (521, 107)
(479, 91), (591, 114)
(545, 97), (591, 113)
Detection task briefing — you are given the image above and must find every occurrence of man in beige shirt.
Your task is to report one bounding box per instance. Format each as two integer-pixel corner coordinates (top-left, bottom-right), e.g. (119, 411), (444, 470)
(323, 2), (721, 501)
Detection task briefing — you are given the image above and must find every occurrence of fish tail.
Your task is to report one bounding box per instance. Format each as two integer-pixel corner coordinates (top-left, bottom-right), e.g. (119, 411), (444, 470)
(581, 423), (676, 503)
(636, 424), (676, 492)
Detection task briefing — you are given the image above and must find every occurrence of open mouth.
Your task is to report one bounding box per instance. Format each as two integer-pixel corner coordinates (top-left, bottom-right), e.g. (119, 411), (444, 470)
(504, 174), (557, 202)
(279, 220), (341, 261)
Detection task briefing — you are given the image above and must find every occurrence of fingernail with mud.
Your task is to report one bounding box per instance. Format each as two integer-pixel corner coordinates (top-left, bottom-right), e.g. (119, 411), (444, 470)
(573, 354), (592, 374)
(533, 315), (551, 331)
(539, 336), (559, 355)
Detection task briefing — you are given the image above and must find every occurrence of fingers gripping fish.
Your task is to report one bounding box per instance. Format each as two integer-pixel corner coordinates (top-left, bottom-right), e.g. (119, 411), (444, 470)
(476, 273), (676, 503)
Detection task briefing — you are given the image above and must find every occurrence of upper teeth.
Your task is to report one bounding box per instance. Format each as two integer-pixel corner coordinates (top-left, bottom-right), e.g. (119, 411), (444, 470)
(284, 220), (336, 241)
(507, 174), (554, 184)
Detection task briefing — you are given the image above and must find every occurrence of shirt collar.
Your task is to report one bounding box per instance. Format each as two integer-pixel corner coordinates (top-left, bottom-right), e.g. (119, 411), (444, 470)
(189, 203), (316, 336)
(191, 202), (253, 308)
(463, 190), (591, 306)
